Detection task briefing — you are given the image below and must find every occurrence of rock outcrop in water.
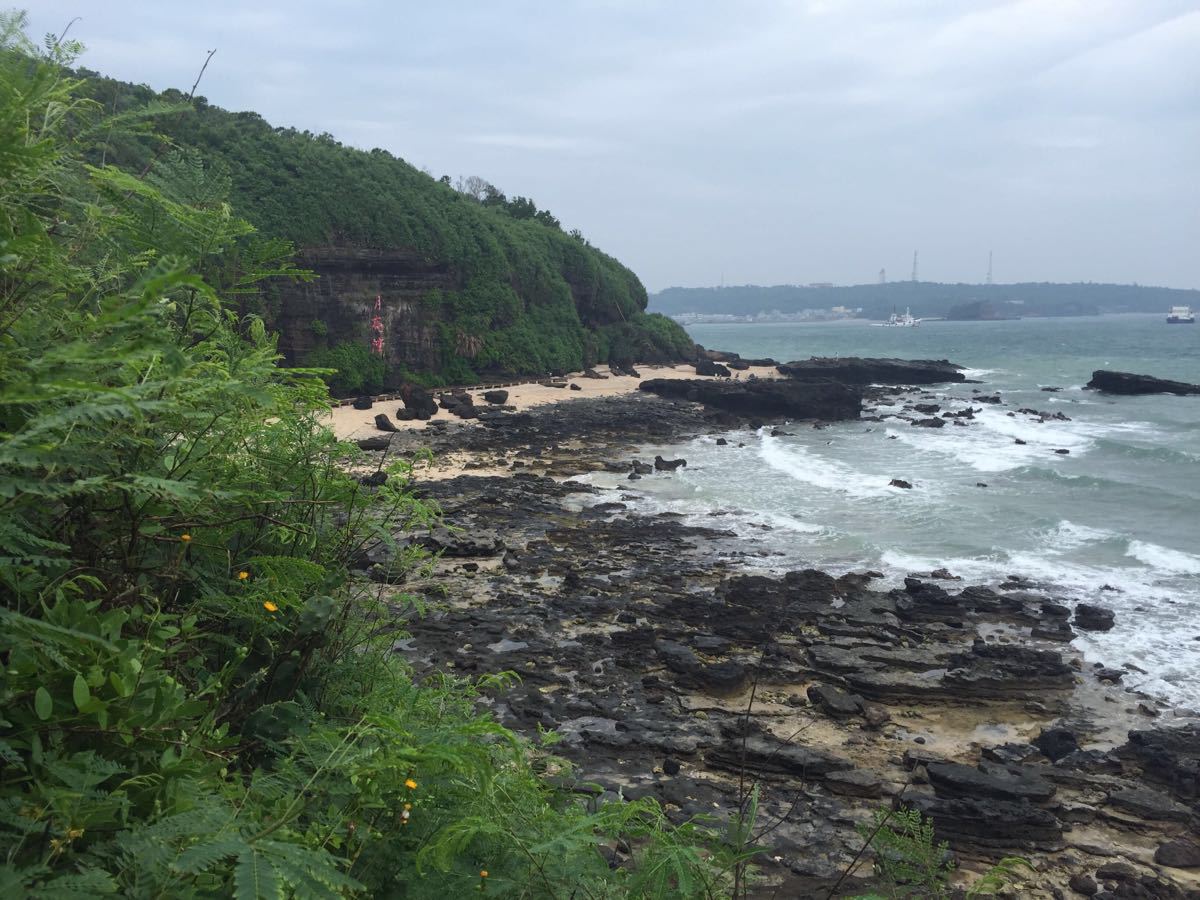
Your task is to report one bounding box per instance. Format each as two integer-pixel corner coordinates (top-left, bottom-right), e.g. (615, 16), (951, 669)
(1086, 370), (1200, 396)
(776, 357), (966, 385)
(639, 377), (863, 420)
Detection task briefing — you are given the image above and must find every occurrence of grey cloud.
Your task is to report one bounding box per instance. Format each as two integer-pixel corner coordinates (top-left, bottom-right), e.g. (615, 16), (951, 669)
(30, 0), (1199, 290)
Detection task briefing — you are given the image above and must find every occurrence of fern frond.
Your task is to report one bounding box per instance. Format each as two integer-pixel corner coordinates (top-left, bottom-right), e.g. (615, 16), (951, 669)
(234, 847), (282, 900)
(173, 837), (244, 874)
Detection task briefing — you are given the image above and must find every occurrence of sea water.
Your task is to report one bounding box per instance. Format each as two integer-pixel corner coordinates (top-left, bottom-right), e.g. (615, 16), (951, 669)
(599, 315), (1200, 706)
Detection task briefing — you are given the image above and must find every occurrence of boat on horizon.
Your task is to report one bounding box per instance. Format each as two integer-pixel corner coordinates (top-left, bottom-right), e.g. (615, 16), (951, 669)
(874, 307), (920, 327)
(1167, 305), (1195, 324)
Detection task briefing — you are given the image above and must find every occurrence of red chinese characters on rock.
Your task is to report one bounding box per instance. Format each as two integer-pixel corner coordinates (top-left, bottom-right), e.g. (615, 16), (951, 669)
(370, 295), (384, 356)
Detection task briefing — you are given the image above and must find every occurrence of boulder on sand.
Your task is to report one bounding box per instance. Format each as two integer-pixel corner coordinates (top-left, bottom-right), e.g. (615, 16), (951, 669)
(694, 358), (731, 377)
(483, 389), (509, 404)
(356, 435), (392, 451)
(400, 384), (438, 419)
(373, 413), (398, 432)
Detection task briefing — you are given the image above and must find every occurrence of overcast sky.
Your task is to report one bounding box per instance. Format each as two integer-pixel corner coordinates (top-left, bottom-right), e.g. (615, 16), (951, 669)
(31, 1), (1200, 291)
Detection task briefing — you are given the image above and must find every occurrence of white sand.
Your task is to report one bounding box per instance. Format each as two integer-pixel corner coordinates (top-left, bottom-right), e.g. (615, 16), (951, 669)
(325, 362), (781, 442)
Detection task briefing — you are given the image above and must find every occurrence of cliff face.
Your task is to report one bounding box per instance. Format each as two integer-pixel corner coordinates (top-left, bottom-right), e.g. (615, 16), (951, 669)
(79, 70), (696, 381)
(275, 248), (458, 371)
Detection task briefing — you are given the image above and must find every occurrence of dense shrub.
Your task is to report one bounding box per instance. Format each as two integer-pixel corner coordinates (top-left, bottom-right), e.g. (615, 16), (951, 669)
(307, 342), (388, 395)
(0, 20), (736, 896)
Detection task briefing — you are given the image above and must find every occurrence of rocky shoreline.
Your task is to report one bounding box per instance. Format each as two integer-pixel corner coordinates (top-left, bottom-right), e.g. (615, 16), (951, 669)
(352, 365), (1199, 899)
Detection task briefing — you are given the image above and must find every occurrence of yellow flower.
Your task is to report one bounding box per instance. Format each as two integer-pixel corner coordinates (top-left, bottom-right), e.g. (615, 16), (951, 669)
(403, 803), (412, 811)
(180, 533), (192, 543)
(67, 827), (84, 840)
(405, 778), (418, 790)
(237, 571), (249, 580)
(263, 601), (279, 613)
(480, 870), (489, 878)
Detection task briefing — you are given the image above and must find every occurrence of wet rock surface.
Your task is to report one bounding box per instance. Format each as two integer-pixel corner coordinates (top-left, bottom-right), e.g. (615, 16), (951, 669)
(1086, 370), (1200, 396)
(352, 377), (1200, 898)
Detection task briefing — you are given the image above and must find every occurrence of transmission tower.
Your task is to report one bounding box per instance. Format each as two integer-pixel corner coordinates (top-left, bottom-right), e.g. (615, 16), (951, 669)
(879, 268), (886, 284)
(911, 251), (918, 283)
(986, 251), (993, 285)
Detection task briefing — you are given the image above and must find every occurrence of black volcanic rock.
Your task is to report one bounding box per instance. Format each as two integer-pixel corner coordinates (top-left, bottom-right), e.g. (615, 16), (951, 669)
(1086, 370), (1200, 396)
(639, 377), (862, 421)
(694, 358), (731, 377)
(807, 684), (865, 718)
(1106, 786), (1193, 822)
(926, 761), (1056, 803)
(356, 434), (392, 451)
(697, 347), (777, 367)
(905, 795), (1064, 850)
(776, 357), (965, 385)
(1156, 840), (1200, 869)
(1074, 603), (1116, 632)
(1034, 727), (1080, 762)
(706, 734), (853, 779)
(654, 455), (687, 471)
(1117, 725), (1200, 800)
(400, 384), (438, 419)
(942, 641), (1074, 698)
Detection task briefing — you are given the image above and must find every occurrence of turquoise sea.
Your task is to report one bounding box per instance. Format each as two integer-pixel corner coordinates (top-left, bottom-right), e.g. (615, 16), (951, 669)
(606, 315), (1200, 706)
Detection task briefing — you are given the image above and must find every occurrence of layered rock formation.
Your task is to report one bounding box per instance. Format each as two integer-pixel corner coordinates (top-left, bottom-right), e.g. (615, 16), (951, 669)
(777, 357), (966, 385)
(638, 377), (864, 421)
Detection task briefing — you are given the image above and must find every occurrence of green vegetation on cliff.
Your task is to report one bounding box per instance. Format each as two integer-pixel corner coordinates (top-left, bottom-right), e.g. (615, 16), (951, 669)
(75, 68), (693, 387)
(0, 19), (735, 896)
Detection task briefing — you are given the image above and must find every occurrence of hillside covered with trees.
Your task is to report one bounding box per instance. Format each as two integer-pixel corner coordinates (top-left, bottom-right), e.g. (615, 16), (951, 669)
(0, 17), (737, 896)
(73, 66), (693, 390)
(651, 281), (1200, 321)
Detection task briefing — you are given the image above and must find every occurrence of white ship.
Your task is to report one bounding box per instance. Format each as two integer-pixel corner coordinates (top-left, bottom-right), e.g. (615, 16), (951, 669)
(1167, 305), (1195, 324)
(874, 307), (920, 327)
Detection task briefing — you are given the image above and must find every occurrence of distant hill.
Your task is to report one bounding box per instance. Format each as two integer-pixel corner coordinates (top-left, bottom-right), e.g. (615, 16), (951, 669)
(650, 282), (1199, 321)
(72, 69), (694, 390)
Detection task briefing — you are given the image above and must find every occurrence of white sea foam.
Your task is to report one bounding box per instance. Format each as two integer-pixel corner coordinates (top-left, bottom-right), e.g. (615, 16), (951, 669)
(1127, 541), (1200, 575)
(758, 433), (892, 498)
(758, 511), (827, 534)
(587, 483), (829, 547)
(884, 422), (1037, 473)
(883, 404), (1161, 474)
(972, 406), (1094, 449)
(1043, 521), (1121, 553)
(960, 367), (998, 379)
(875, 544), (1200, 706)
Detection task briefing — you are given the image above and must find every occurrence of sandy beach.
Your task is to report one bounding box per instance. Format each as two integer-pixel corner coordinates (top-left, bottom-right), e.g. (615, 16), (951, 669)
(325, 362), (781, 442)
